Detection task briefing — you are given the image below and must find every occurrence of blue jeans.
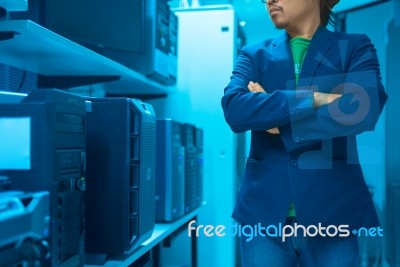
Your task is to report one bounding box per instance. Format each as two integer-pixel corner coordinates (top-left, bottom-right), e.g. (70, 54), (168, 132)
(240, 221), (359, 267)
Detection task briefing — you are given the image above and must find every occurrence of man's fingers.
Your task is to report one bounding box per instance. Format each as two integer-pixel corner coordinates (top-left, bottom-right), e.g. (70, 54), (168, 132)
(327, 93), (342, 104)
(248, 81), (266, 93)
(248, 82), (255, 91)
(253, 83), (265, 92)
(248, 81), (258, 92)
(266, 128), (280, 134)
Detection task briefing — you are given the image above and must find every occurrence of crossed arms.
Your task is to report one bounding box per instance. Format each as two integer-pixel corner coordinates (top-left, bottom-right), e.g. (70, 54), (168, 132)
(247, 81), (342, 134)
(221, 35), (387, 151)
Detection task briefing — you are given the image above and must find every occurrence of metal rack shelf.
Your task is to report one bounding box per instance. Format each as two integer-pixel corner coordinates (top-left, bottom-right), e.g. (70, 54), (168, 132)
(85, 208), (200, 267)
(0, 20), (173, 96)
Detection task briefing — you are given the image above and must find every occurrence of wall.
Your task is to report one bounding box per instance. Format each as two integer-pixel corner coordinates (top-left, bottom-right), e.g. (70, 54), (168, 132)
(345, 2), (394, 266)
(345, 0), (392, 214)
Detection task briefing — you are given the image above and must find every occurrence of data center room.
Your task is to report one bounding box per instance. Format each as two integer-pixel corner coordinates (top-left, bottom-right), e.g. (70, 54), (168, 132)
(0, 0), (399, 266)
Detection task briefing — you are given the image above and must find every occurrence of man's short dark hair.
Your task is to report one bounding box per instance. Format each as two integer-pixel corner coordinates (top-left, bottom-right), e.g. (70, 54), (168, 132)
(320, 0), (339, 26)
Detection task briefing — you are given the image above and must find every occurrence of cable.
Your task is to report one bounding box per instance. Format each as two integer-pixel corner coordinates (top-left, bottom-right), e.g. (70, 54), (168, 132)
(17, 69), (27, 92)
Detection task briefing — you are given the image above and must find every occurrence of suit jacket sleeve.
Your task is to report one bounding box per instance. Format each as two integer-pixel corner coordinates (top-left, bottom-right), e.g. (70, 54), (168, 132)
(279, 34), (388, 152)
(221, 46), (315, 133)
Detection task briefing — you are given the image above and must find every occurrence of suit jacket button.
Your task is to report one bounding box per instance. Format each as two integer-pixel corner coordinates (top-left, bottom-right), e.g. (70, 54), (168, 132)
(291, 160), (298, 167)
(294, 137), (300, 143)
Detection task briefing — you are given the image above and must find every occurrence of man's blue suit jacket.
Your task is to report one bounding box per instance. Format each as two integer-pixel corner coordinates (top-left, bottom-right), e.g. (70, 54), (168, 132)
(221, 26), (388, 230)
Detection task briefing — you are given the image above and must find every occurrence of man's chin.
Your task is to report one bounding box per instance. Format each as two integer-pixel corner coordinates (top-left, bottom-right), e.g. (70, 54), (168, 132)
(271, 20), (286, 30)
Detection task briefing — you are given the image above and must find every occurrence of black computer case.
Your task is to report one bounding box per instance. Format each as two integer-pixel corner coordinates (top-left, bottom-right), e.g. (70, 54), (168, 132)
(0, 89), (86, 267)
(168, 11), (178, 85)
(85, 97), (156, 260)
(194, 128), (203, 208)
(43, 0), (177, 85)
(182, 123), (198, 214)
(155, 119), (185, 222)
(104, 0), (177, 85)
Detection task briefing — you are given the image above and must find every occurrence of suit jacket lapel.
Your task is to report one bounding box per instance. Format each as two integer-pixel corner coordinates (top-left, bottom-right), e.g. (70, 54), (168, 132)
(298, 26), (334, 88)
(271, 33), (296, 90)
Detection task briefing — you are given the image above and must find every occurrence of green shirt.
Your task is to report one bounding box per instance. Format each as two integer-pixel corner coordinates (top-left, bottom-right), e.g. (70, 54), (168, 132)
(291, 37), (311, 84)
(287, 36), (311, 217)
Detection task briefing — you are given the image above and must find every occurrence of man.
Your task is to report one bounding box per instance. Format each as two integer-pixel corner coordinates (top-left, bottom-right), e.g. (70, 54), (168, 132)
(221, 0), (388, 266)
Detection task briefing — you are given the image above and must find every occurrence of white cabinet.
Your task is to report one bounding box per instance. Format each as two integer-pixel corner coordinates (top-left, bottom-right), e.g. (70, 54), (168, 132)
(148, 5), (239, 267)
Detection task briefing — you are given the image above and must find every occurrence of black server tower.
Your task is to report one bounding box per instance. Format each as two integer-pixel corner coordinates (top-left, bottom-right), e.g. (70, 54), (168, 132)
(195, 128), (204, 208)
(0, 89), (86, 267)
(85, 98), (156, 260)
(155, 119), (185, 222)
(168, 10), (178, 85)
(111, 0), (176, 84)
(182, 124), (198, 213)
(43, 0), (176, 85)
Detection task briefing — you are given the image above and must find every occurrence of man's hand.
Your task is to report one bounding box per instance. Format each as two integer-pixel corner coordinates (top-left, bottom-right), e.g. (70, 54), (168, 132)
(247, 81), (280, 134)
(313, 92), (342, 108)
(266, 127), (280, 134)
(248, 81), (266, 93)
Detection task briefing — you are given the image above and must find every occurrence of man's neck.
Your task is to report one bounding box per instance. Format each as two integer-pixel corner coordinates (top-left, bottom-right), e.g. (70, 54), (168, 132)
(286, 19), (321, 39)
